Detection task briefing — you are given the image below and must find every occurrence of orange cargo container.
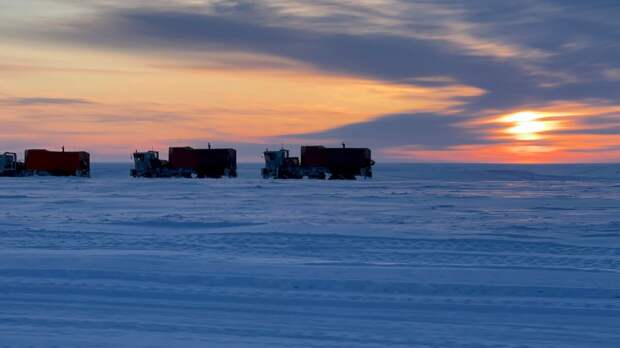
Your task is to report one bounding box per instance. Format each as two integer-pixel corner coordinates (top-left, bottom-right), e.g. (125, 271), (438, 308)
(25, 149), (90, 177)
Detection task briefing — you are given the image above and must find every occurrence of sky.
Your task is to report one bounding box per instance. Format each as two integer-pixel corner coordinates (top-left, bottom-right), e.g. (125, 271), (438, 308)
(1, 0), (619, 162)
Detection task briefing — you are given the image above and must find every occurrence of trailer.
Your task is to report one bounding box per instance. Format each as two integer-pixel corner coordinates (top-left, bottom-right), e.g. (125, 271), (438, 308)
(0, 152), (19, 177)
(170, 147), (237, 178)
(24, 149), (90, 177)
(263, 144), (374, 180)
(132, 146), (237, 178)
(323, 146), (374, 179)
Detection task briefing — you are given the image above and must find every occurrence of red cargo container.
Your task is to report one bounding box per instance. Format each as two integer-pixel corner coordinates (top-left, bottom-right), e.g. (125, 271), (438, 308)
(300, 146), (328, 168)
(169, 147), (198, 169)
(299, 145), (373, 179)
(169, 146), (237, 178)
(25, 149), (90, 177)
(325, 148), (372, 169)
(198, 148), (236, 177)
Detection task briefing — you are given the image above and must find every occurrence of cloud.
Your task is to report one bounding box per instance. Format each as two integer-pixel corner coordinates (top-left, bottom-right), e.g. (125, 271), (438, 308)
(604, 68), (620, 80)
(280, 113), (496, 150)
(554, 127), (620, 135)
(13, 10), (514, 117)
(11, 1), (613, 114)
(1, 97), (93, 106)
(85, 113), (191, 124)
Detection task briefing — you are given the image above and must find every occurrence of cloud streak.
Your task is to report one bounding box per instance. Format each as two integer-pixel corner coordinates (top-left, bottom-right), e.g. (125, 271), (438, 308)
(283, 113), (496, 150)
(1, 97), (93, 106)
(16, 2), (615, 112)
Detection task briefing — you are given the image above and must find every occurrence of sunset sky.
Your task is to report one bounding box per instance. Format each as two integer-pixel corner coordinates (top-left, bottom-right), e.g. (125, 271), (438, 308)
(1, 0), (619, 162)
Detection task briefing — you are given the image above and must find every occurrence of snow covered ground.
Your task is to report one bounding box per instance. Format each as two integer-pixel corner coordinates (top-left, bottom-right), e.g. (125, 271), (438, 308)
(1, 163), (619, 347)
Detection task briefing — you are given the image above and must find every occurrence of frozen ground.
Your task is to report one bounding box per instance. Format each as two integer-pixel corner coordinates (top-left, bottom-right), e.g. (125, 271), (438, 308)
(1, 163), (619, 347)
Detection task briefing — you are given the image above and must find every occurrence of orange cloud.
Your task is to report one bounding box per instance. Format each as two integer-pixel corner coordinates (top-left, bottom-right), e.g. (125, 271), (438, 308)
(0, 42), (486, 156)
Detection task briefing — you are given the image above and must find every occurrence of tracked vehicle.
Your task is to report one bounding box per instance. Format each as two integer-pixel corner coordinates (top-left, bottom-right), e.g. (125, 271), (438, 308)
(132, 146), (237, 178)
(263, 144), (374, 180)
(262, 148), (304, 179)
(0, 152), (20, 176)
(131, 151), (165, 178)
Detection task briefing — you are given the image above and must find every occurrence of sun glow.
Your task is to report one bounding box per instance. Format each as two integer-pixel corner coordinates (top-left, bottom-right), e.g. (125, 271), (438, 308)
(502, 111), (550, 141)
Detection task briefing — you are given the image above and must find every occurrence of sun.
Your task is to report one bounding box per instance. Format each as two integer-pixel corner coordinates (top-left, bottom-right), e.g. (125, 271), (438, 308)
(502, 111), (549, 141)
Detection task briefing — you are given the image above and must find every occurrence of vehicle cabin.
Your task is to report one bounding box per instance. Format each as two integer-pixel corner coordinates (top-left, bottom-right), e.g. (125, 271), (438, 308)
(0, 152), (19, 177)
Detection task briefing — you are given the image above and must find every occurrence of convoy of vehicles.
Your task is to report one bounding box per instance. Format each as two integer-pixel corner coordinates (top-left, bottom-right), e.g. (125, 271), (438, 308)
(1, 144), (374, 180)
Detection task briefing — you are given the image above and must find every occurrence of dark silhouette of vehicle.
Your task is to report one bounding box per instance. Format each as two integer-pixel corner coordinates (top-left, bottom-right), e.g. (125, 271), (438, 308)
(263, 144), (374, 180)
(132, 145), (237, 178)
(262, 148), (304, 179)
(0, 152), (20, 177)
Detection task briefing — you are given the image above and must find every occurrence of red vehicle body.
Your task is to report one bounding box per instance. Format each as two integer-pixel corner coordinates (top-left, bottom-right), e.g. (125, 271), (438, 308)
(169, 147), (197, 169)
(300, 146), (328, 168)
(325, 147), (373, 173)
(24, 149), (90, 177)
(169, 147), (237, 178)
(300, 145), (373, 179)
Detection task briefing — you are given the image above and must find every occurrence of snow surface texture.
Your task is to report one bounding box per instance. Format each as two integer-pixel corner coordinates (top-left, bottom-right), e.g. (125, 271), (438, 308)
(1, 163), (619, 347)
